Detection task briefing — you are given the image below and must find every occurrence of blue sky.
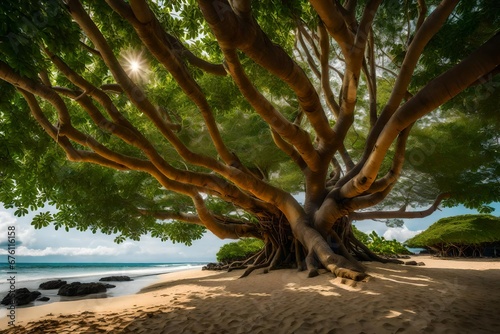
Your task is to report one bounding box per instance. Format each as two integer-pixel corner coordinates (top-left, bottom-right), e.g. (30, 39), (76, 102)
(0, 202), (498, 263)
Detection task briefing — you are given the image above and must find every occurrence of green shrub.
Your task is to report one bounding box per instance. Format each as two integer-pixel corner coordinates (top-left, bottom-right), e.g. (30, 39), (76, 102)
(216, 238), (265, 263)
(353, 226), (411, 255)
(366, 231), (412, 255)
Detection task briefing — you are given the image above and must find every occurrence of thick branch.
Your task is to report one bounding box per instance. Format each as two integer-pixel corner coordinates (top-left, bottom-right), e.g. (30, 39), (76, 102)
(18, 89), (132, 171)
(107, 0), (243, 169)
(416, 0), (428, 32)
(364, 126), (412, 195)
(198, 0), (334, 145)
(350, 192), (451, 220)
(308, 0), (354, 57)
(366, 0), (459, 149)
(340, 30), (500, 198)
(72, 0), (243, 179)
(332, 1), (382, 149)
(271, 129), (307, 170)
(333, 1), (459, 196)
(222, 49), (321, 171)
(63, 5), (288, 209)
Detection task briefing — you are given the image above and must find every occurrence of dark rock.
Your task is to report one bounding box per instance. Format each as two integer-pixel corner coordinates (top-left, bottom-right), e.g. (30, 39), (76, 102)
(1, 288), (41, 306)
(202, 263), (222, 271)
(30, 291), (41, 300)
(37, 297), (50, 302)
(405, 260), (418, 266)
(103, 284), (116, 289)
(57, 282), (107, 296)
(99, 276), (132, 282)
(417, 262), (426, 266)
(39, 280), (67, 290)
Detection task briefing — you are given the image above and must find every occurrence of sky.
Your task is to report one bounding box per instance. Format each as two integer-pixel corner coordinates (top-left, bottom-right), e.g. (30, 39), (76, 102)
(0, 202), (498, 264)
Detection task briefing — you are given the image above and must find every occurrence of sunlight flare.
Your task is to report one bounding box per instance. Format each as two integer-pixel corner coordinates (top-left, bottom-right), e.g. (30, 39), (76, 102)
(120, 49), (150, 83)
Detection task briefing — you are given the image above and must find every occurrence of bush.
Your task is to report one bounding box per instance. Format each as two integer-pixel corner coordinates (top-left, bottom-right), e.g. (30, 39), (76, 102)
(216, 238), (265, 263)
(353, 226), (411, 255)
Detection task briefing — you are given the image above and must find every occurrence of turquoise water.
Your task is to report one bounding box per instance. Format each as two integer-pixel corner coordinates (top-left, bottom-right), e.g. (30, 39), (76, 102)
(0, 262), (206, 307)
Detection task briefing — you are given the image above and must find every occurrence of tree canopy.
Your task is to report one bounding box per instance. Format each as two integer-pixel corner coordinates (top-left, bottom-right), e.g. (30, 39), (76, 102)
(0, 0), (499, 279)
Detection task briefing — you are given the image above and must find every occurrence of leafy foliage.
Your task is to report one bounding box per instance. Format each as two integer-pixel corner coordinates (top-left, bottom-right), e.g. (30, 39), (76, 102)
(353, 226), (411, 255)
(216, 238), (265, 263)
(405, 214), (500, 248)
(0, 0), (498, 251)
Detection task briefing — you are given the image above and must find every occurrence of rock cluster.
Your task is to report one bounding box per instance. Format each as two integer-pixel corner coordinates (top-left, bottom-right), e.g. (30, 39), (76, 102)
(202, 263), (226, 271)
(404, 260), (426, 266)
(1, 288), (41, 306)
(1, 275), (133, 304)
(57, 282), (108, 296)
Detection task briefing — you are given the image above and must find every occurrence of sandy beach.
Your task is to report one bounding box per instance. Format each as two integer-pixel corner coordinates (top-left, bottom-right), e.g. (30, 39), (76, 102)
(1, 256), (499, 333)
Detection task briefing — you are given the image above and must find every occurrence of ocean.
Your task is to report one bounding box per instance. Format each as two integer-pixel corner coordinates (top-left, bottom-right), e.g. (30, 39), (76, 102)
(0, 262), (206, 308)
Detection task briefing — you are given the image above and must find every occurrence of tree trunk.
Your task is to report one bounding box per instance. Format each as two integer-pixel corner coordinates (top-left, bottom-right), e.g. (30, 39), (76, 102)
(231, 201), (402, 281)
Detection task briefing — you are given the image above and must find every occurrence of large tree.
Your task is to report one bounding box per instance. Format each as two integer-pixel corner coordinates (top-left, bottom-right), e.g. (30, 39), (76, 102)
(0, 0), (498, 280)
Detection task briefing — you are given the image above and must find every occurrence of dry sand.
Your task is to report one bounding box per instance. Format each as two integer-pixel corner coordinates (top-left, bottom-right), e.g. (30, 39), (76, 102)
(1, 256), (499, 333)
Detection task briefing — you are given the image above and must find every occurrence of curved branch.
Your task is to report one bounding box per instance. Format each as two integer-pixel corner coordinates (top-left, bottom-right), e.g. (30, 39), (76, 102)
(416, 0), (428, 32)
(297, 21), (321, 59)
(18, 89), (132, 171)
(365, 0), (459, 151)
(271, 129), (307, 170)
(340, 31), (500, 198)
(318, 22), (340, 118)
(350, 192), (451, 221)
(60, 5), (292, 210)
(109, 0), (227, 76)
(198, 0), (334, 145)
(79, 41), (101, 57)
(297, 28), (321, 80)
(364, 28), (377, 128)
(137, 209), (258, 239)
(222, 48), (321, 171)
(5, 57), (279, 219)
(192, 194), (260, 239)
(364, 125), (412, 194)
(71, 1), (243, 178)
(333, 1), (460, 196)
(100, 83), (123, 94)
(308, 0), (354, 57)
(107, 0), (239, 170)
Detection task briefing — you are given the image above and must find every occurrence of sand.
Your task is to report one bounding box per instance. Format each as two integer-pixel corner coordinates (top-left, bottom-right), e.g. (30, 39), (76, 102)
(1, 256), (499, 333)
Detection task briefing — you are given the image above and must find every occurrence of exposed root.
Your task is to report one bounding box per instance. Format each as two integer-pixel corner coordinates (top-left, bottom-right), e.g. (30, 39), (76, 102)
(294, 238), (306, 271)
(214, 215), (408, 282)
(305, 250), (318, 276)
(240, 261), (270, 278)
(329, 230), (366, 271)
(332, 267), (368, 281)
(307, 268), (319, 278)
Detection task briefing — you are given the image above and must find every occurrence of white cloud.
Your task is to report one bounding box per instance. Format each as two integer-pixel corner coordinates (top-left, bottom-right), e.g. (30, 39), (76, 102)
(0, 245), (132, 257)
(0, 211), (37, 246)
(383, 225), (422, 243)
